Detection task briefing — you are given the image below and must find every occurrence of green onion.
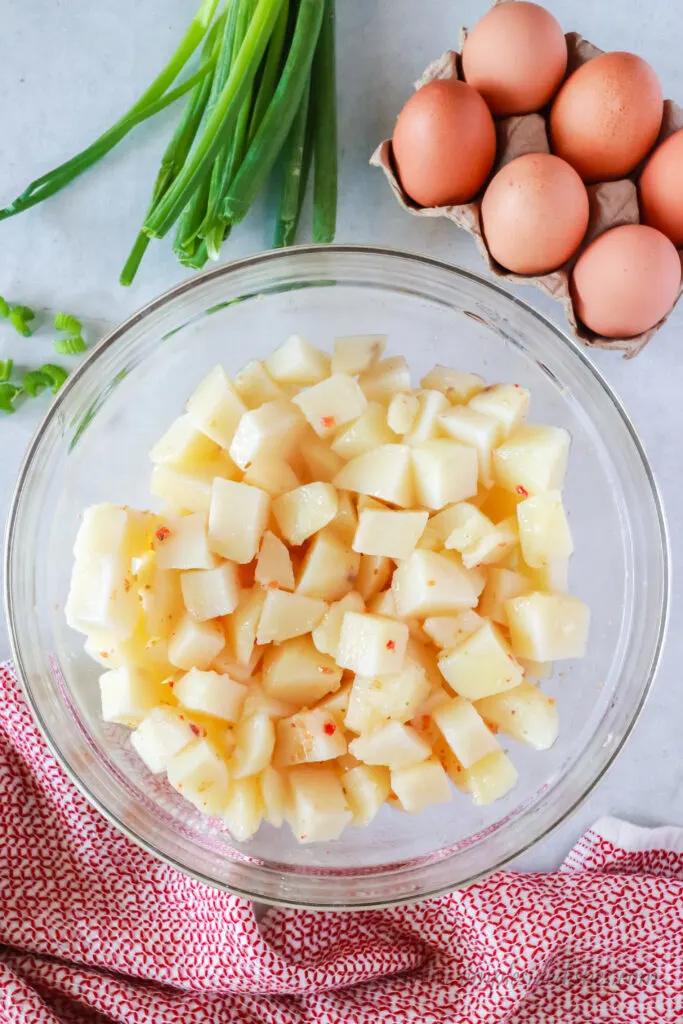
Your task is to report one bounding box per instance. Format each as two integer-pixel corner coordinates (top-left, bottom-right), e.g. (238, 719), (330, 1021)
(54, 313), (82, 333)
(247, 0), (289, 144)
(0, 383), (21, 414)
(0, 297), (9, 318)
(0, 359), (13, 382)
(9, 306), (34, 337)
(223, 0), (324, 225)
(22, 370), (50, 396)
(40, 364), (69, 393)
(273, 80), (312, 247)
(54, 335), (87, 355)
(310, 0), (337, 243)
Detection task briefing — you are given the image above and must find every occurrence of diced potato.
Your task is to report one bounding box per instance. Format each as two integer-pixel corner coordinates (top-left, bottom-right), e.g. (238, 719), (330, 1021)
(469, 384), (530, 436)
(331, 334), (386, 375)
(186, 365), (247, 448)
(391, 757), (452, 813)
(296, 528), (360, 601)
(479, 486), (522, 523)
(275, 708), (347, 766)
(349, 721), (431, 770)
(208, 479), (270, 564)
(181, 563), (240, 621)
(224, 587), (265, 665)
(430, 733), (471, 792)
(298, 433), (345, 483)
(365, 662), (431, 722)
(167, 738), (230, 815)
(479, 568), (532, 625)
(444, 503), (518, 569)
(233, 359), (287, 408)
(387, 392), (419, 435)
(316, 680), (353, 721)
(272, 482), (338, 546)
(355, 555), (394, 601)
(262, 636), (342, 704)
(131, 706), (196, 774)
(493, 425), (570, 496)
(230, 713), (276, 778)
(438, 406), (502, 488)
(99, 666), (168, 727)
(241, 681), (296, 721)
(260, 765), (289, 826)
(412, 440), (479, 510)
(222, 776), (264, 841)
(358, 355), (411, 403)
(403, 389), (450, 445)
(419, 366), (484, 402)
(519, 658), (552, 681)
(505, 592), (589, 661)
(433, 696), (499, 768)
(342, 765), (391, 826)
(392, 549), (484, 618)
(243, 454), (300, 497)
(312, 591), (365, 657)
(229, 399), (305, 470)
(150, 414), (220, 470)
(353, 508), (428, 561)
(153, 513), (216, 571)
(288, 765), (352, 843)
(168, 614), (225, 670)
(336, 612), (408, 676)
(517, 491), (573, 569)
(367, 588), (397, 617)
(524, 559), (569, 594)
(73, 504), (158, 563)
(331, 402), (396, 459)
(423, 610), (484, 648)
(333, 444), (414, 508)
(328, 490), (358, 545)
(344, 674), (388, 734)
(256, 589), (327, 644)
(266, 335), (331, 386)
(255, 530), (295, 591)
(438, 621), (523, 700)
(464, 750), (518, 805)
(66, 553), (140, 639)
(475, 680), (558, 750)
(212, 645), (263, 684)
(292, 373), (367, 438)
(174, 666), (246, 722)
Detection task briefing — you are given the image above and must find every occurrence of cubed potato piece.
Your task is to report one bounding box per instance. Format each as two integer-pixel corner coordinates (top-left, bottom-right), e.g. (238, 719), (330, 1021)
(212, 645), (263, 684)
(479, 568), (532, 625)
(292, 373), (367, 438)
(256, 589), (327, 644)
(151, 464), (213, 515)
(464, 750), (518, 805)
(423, 610), (484, 648)
(358, 356), (411, 403)
(260, 765), (289, 827)
(505, 592), (589, 661)
(229, 400), (305, 470)
(243, 454), (300, 497)
(392, 549), (484, 618)
(342, 765), (391, 827)
(331, 402), (396, 459)
(365, 662), (431, 722)
(153, 513), (217, 571)
(230, 713), (276, 778)
(221, 776), (264, 841)
(174, 667), (246, 722)
(517, 491), (573, 569)
(167, 738), (230, 815)
(444, 503), (518, 569)
(181, 563), (240, 621)
(131, 706), (196, 774)
(349, 721), (431, 770)
(438, 406), (502, 488)
(475, 680), (558, 750)
(255, 531), (295, 591)
(419, 366), (485, 403)
(73, 503), (160, 563)
(296, 528), (360, 601)
(275, 708), (347, 766)
(99, 667), (167, 727)
(403, 389), (450, 446)
(387, 392), (419, 435)
(289, 765), (352, 843)
(186, 366), (247, 448)
(493, 425), (570, 496)
(66, 553), (140, 639)
(272, 482), (338, 546)
(479, 486), (522, 523)
(298, 433), (345, 483)
(328, 490), (358, 545)
(524, 558), (569, 594)
(355, 555), (394, 601)
(353, 509), (428, 561)
(312, 591), (365, 657)
(167, 614), (225, 670)
(469, 384), (530, 436)
(265, 334), (330, 385)
(438, 621), (523, 700)
(344, 675), (388, 734)
(367, 588), (397, 617)
(391, 757), (453, 813)
(336, 612), (408, 676)
(519, 659), (552, 681)
(412, 440), (479, 510)
(208, 479), (270, 564)
(224, 587), (265, 665)
(233, 359), (287, 408)
(331, 334), (386, 375)
(333, 444), (414, 507)
(136, 555), (184, 636)
(315, 680), (353, 721)
(262, 636), (342, 704)
(433, 696), (500, 768)
(150, 413), (220, 471)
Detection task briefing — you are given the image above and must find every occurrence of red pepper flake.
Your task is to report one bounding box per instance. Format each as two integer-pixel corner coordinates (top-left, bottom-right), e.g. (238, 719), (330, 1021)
(321, 415), (336, 429)
(319, 666), (334, 674)
(515, 486), (529, 498)
(155, 526), (171, 543)
(100, 651), (109, 659)
(267, 580), (279, 589)
(507, 653), (514, 661)
(189, 723), (201, 736)
(510, 709), (517, 715)
(168, 681), (174, 688)
(178, 715), (185, 721)
(386, 639), (396, 650)
(300, 834), (307, 840)
(421, 715), (430, 730)
(123, 578), (131, 592)
(427, 579), (436, 587)
(323, 721), (336, 736)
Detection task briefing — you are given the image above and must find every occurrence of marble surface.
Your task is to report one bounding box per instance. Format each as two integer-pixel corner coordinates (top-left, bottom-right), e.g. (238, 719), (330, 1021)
(0, 0), (681, 871)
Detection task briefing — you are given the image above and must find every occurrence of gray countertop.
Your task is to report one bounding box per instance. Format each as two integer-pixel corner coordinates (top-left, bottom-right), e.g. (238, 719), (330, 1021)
(1, 0), (681, 871)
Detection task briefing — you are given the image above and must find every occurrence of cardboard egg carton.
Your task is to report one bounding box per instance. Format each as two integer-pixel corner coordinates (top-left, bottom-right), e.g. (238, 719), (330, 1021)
(371, 32), (683, 356)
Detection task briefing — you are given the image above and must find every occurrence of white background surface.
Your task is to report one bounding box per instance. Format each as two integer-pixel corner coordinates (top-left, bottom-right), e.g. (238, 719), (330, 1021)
(0, 0), (681, 871)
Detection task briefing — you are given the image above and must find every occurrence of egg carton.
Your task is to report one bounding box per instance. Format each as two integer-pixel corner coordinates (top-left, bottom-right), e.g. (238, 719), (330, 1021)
(371, 31), (683, 356)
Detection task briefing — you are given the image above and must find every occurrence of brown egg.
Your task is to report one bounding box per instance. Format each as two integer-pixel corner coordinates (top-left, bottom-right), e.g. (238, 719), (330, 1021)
(571, 224), (681, 337)
(462, 1), (567, 116)
(392, 79), (496, 207)
(550, 52), (663, 182)
(638, 129), (683, 247)
(481, 153), (589, 274)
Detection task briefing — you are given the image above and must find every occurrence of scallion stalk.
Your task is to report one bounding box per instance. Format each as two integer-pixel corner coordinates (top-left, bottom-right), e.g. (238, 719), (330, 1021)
(310, 0), (337, 243)
(273, 79), (312, 247)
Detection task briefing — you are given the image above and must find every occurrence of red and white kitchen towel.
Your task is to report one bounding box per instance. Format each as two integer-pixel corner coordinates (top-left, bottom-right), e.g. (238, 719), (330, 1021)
(1, 659), (682, 1024)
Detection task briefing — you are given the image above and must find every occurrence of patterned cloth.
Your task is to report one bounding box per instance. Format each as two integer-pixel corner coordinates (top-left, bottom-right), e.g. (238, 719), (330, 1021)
(1, 661), (682, 1024)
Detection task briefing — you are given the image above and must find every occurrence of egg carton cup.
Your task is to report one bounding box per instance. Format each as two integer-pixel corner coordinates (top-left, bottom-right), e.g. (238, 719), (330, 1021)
(371, 32), (683, 356)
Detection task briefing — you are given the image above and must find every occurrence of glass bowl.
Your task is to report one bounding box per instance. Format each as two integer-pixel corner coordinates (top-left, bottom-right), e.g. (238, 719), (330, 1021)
(5, 245), (669, 909)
